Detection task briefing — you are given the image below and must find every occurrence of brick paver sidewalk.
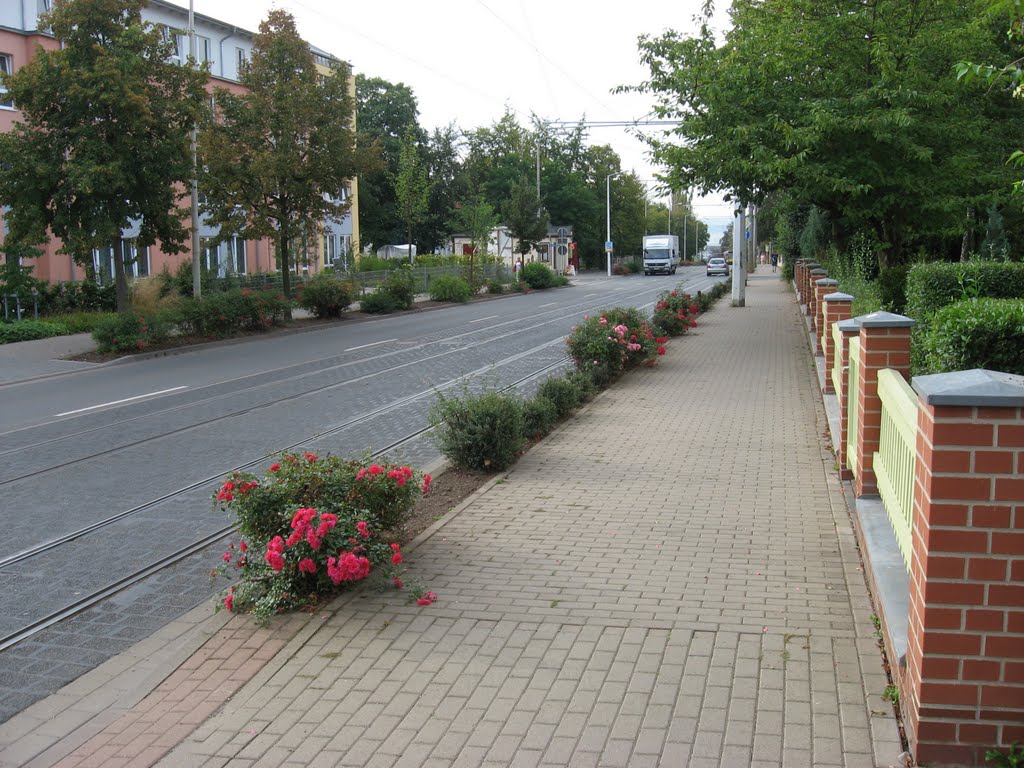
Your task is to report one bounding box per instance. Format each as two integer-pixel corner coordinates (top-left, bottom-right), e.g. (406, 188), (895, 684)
(56, 273), (905, 767)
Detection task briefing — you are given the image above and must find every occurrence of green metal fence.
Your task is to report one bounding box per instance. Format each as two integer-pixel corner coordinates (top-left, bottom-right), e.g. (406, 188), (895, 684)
(874, 369), (918, 571)
(831, 323), (843, 395)
(847, 337), (861, 476)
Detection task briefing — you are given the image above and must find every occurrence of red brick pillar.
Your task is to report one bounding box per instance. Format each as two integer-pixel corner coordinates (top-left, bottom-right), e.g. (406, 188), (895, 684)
(835, 318), (860, 480)
(794, 259), (808, 303)
(905, 369), (1024, 767)
(808, 269), (828, 332)
(802, 262), (821, 312)
(821, 291), (853, 394)
(855, 312), (915, 497)
(814, 278), (839, 354)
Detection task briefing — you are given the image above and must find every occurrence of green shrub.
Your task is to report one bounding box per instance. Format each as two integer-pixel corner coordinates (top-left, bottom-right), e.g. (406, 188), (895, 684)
(170, 288), (290, 338)
(377, 272), (416, 309)
(565, 370), (599, 402)
(536, 376), (580, 419)
(429, 389), (525, 472)
(523, 396), (558, 439)
(429, 275), (473, 303)
(44, 311), (116, 334)
(877, 265), (909, 314)
(486, 279), (505, 295)
(296, 274), (351, 318)
(907, 262), (1024, 373)
(0, 319), (70, 344)
(566, 306), (659, 382)
(356, 255), (394, 272)
(920, 298), (1024, 375)
(214, 451), (427, 623)
(552, 274), (570, 287)
(652, 289), (698, 337)
(359, 290), (400, 314)
(521, 262), (555, 289)
(91, 312), (172, 353)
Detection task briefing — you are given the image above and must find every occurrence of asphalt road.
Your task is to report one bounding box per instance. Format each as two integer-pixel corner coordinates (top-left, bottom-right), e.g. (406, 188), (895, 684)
(0, 269), (724, 722)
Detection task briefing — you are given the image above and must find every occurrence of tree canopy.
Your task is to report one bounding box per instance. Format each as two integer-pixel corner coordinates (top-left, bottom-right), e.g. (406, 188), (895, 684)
(199, 9), (362, 297)
(631, 0), (1024, 266)
(0, 0), (207, 310)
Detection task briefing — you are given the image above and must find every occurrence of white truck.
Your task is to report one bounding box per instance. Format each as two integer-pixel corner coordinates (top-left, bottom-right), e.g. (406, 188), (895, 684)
(642, 235), (679, 275)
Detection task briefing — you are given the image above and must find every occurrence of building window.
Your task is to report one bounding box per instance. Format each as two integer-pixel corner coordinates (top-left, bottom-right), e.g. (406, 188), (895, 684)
(236, 47), (247, 74)
(199, 237), (245, 275)
(0, 54), (13, 109)
(91, 241), (149, 284)
(230, 236), (246, 274)
(324, 233), (336, 267)
(197, 36), (212, 65)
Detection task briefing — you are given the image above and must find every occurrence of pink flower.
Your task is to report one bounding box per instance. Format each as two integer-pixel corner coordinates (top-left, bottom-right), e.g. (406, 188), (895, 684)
(298, 558), (317, 574)
(216, 488), (234, 502)
(390, 543), (401, 551)
(305, 529), (322, 550)
(355, 468), (367, 480)
(267, 536), (284, 553)
(326, 552), (371, 584)
(368, 464), (384, 475)
(402, 466), (413, 479)
(224, 593), (234, 611)
(422, 474), (432, 495)
(393, 577), (404, 589)
(598, 317), (607, 325)
(417, 598), (432, 606)
(269, 463), (281, 472)
(657, 346), (666, 356)
(356, 521), (370, 539)
(265, 551), (285, 571)
(304, 452), (318, 463)
(222, 552), (232, 562)
(240, 541), (248, 553)
(391, 552), (403, 565)
(286, 531), (303, 548)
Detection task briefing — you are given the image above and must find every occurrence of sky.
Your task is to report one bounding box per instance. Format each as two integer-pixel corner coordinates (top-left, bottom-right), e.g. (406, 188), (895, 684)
(166, 0), (736, 240)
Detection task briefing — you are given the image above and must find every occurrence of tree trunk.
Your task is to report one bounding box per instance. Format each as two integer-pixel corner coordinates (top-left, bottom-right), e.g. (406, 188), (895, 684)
(280, 229), (291, 299)
(960, 207), (976, 262)
(113, 235), (130, 313)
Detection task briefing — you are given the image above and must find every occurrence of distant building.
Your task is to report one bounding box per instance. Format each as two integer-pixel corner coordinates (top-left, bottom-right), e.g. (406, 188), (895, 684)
(0, 0), (358, 284)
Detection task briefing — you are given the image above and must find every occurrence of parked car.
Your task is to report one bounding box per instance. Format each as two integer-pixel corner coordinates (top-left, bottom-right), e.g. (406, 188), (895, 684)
(707, 257), (729, 277)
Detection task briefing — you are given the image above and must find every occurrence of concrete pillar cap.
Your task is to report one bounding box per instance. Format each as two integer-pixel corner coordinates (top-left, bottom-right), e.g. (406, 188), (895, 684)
(824, 292), (854, 302)
(815, 278), (839, 286)
(855, 311), (915, 328)
(837, 318), (860, 332)
(809, 268), (828, 275)
(912, 369), (1024, 406)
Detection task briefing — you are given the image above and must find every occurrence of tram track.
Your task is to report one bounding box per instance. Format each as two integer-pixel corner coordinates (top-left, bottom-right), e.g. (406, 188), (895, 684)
(0, 355), (571, 654)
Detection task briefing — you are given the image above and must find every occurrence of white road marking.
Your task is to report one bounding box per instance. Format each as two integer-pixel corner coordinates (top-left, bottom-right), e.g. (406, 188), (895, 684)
(56, 386), (188, 417)
(470, 316), (499, 323)
(538, 303), (557, 308)
(345, 338), (397, 351)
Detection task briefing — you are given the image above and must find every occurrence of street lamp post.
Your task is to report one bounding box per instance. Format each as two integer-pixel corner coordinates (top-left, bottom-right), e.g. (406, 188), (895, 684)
(606, 172), (621, 277)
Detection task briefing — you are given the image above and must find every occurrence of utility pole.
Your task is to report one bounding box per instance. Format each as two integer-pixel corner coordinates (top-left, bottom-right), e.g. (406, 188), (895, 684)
(731, 203), (745, 307)
(189, 0), (201, 298)
(606, 172), (621, 277)
(751, 203), (758, 272)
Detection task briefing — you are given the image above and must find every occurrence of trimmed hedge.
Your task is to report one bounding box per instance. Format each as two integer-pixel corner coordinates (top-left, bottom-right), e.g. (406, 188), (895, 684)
(0, 319), (71, 344)
(429, 275), (473, 303)
(920, 298), (1024, 376)
(296, 273), (352, 318)
(907, 262), (1024, 373)
(521, 262), (556, 289)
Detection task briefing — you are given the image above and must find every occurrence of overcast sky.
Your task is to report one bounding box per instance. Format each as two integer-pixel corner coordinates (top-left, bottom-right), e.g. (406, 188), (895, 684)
(166, 0), (735, 238)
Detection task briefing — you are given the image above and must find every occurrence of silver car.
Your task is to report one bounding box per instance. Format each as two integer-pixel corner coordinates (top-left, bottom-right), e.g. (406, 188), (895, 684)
(706, 257), (729, 277)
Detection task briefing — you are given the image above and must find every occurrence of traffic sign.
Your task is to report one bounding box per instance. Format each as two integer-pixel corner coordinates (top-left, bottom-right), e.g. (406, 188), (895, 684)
(605, 240), (613, 251)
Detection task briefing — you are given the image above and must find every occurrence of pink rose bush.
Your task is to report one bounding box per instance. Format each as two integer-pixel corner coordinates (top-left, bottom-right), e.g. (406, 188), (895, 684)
(214, 451), (430, 622)
(651, 289), (700, 338)
(566, 306), (660, 384)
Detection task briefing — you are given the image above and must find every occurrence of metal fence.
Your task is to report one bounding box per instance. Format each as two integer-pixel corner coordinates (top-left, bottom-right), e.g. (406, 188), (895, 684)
(2, 293), (39, 321)
(874, 369), (918, 571)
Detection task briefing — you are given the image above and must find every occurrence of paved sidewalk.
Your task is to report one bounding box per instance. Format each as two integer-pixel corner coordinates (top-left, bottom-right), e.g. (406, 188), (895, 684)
(3, 273), (904, 767)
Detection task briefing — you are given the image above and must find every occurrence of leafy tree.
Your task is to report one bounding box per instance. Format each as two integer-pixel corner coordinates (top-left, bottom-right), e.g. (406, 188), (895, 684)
(457, 196), (499, 284)
(393, 127), (431, 260)
(199, 10), (360, 298)
(720, 222), (734, 254)
(980, 204), (1011, 260)
(356, 75), (423, 250)
(502, 181), (549, 260)
(630, 0), (1024, 269)
(423, 124), (468, 253)
(0, 0), (207, 312)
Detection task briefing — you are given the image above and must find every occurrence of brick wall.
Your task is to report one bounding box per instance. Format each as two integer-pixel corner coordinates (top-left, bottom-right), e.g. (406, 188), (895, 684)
(903, 371), (1024, 767)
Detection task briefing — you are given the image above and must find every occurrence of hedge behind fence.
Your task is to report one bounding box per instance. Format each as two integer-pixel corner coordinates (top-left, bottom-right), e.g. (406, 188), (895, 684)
(919, 298), (1024, 376)
(906, 262), (1024, 373)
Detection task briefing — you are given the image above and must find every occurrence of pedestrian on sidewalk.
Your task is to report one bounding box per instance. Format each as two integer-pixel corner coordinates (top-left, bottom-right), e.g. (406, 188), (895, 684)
(770, 253), (779, 272)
